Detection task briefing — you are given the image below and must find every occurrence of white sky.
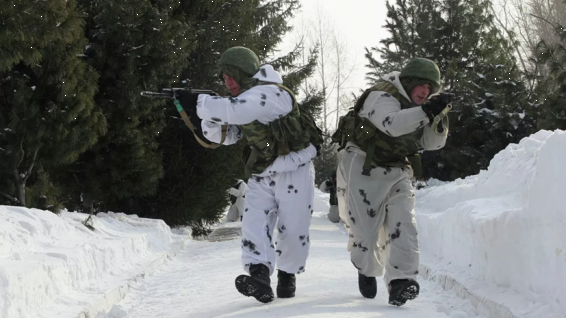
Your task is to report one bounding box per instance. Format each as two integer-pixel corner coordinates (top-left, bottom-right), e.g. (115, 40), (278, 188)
(276, 0), (390, 129)
(278, 0), (390, 93)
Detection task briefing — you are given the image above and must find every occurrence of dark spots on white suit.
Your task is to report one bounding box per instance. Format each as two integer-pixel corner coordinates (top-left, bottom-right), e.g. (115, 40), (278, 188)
(348, 210), (356, 224)
(260, 68), (267, 78)
(242, 239), (261, 255)
(266, 224), (272, 242)
(359, 189), (371, 205)
(211, 117), (222, 122)
(367, 208), (377, 218)
(353, 242), (368, 252)
(390, 222), (402, 241)
(269, 180), (276, 187)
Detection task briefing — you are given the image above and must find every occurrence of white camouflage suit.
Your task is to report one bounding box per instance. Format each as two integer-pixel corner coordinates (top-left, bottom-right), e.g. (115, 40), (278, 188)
(336, 71), (448, 288)
(196, 65), (316, 276)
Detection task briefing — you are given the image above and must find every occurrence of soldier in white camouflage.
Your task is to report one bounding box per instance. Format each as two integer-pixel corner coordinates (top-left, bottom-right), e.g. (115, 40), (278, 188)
(331, 58), (450, 306)
(177, 47), (323, 304)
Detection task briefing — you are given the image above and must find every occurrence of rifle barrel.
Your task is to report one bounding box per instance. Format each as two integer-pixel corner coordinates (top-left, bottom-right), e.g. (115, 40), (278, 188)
(140, 91), (173, 98)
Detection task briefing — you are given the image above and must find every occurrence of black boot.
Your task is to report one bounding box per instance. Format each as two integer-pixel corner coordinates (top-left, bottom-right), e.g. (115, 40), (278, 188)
(388, 279), (419, 306)
(235, 264), (275, 303)
(358, 273), (377, 299)
(276, 270), (296, 298)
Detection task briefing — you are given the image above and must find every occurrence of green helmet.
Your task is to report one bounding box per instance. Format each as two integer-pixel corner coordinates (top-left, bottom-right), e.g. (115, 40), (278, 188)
(218, 46), (260, 77)
(400, 58), (441, 92)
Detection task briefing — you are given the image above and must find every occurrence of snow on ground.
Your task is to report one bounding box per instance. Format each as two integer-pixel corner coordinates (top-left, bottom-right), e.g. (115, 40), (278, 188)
(2, 129), (565, 318)
(416, 130), (566, 318)
(0, 208), (184, 318)
(100, 191), (484, 318)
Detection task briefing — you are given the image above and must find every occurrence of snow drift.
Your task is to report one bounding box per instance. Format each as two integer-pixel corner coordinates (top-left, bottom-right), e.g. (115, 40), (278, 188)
(417, 130), (566, 317)
(0, 208), (179, 318)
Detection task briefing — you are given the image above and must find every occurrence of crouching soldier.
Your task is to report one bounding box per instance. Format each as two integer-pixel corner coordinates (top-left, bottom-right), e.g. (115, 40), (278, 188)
(332, 58), (451, 306)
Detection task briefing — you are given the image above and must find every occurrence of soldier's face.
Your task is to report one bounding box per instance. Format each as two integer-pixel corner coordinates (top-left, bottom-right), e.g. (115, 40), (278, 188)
(411, 84), (431, 105)
(223, 74), (241, 96)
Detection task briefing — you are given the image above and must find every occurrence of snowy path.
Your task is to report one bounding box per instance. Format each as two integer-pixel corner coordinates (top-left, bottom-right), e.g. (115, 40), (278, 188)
(103, 197), (481, 318)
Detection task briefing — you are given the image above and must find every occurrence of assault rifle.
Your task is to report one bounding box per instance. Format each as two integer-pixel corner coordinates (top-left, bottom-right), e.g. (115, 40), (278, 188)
(140, 88), (226, 148)
(140, 88), (217, 99)
(428, 92), (455, 134)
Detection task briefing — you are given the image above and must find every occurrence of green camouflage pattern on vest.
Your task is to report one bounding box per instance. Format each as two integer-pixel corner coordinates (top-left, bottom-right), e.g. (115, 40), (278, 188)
(239, 85), (319, 176)
(332, 80), (424, 173)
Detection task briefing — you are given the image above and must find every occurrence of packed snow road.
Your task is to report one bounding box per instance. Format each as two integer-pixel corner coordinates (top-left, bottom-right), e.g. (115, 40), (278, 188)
(102, 194), (482, 318)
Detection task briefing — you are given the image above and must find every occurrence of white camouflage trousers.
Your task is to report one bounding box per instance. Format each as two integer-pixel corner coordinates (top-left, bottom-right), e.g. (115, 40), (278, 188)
(241, 162), (315, 276)
(336, 148), (419, 287)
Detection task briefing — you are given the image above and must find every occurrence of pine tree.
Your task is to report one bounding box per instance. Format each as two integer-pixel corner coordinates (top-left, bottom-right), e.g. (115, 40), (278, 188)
(0, 0), (103, 206)
(364, 0), (533, 180)
(535, 20), (566, 130)
(57, 0), (193, 213)
(111, 0), (312, 234)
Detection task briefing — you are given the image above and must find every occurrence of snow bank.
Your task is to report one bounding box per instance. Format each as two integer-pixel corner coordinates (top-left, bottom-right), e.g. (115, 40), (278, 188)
(0, 208), (180, 318)
(417, 130), (566, 317)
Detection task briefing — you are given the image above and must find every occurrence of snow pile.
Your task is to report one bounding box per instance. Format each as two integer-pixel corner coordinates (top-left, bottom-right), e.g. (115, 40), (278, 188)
(0, 208), (180, 318)
(416, 130), (566, 317)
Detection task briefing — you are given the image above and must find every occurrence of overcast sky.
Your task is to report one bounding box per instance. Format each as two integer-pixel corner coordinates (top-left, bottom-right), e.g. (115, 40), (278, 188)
(278, 0), (390, 93)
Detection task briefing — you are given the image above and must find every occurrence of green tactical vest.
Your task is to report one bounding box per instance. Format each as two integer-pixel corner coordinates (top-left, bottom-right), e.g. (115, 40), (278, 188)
(331, 80), (424, 176)
(239, 84), (323, 177)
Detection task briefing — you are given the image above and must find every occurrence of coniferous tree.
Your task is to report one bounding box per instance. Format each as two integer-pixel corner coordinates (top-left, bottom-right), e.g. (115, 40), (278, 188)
(364, 0), (533, 180)
(112, 0), (319, 234)
(58, 0), (193, 213)
(535, 20), (566, 130)
(0, 0), (103, 207)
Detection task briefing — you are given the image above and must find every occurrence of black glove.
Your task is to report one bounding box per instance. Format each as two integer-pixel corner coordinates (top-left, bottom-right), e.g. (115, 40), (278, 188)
(176, 90), (199, 115)
(176, 90), (202, 130)
(421, 93), (454, 122)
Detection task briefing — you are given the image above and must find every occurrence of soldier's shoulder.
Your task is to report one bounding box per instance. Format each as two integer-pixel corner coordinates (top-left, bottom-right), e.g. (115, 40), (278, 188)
(370, 80), (400, 96)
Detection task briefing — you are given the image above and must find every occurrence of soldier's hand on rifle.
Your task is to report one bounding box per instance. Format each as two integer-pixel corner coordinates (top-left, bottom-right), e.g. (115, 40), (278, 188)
(421, 93), (454, 122)
(176, 90), (199, 115)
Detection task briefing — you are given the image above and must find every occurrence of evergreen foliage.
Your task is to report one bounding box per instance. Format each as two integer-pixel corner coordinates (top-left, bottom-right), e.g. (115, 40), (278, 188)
(55, 0), (194, 213)
(535, 21), (566, 130)
(0, 0), (103, 206)
(364, 0), (534, 180)
(110, 0), (317, 234)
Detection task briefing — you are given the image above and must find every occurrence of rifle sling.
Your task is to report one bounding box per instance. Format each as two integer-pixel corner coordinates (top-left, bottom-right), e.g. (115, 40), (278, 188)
(174, 100), (227, 148)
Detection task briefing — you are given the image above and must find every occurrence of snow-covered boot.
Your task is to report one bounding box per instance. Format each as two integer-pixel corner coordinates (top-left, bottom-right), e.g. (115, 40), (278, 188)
(235, 264), (275, 303)
(358, 273), (377, 299)
(276, 270), (296, 298)
(388, 279), (419, 306)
